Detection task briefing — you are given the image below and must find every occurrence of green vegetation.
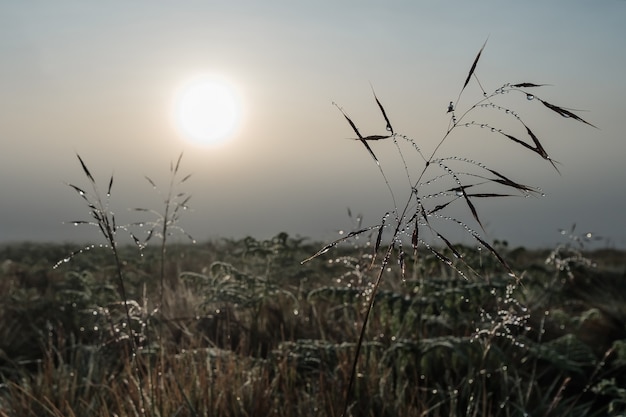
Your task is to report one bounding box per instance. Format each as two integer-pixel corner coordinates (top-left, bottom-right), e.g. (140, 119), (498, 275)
(0, 236), (625, 416)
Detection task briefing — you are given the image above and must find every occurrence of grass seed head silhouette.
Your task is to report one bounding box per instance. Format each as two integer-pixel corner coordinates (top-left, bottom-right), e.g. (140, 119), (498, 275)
(306, 42), (596, 417)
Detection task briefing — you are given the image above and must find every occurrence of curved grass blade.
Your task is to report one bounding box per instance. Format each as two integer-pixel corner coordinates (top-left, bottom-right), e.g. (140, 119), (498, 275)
(335, 103), (380, 163)
(472, 233), (515, 278)
(359, 139), (379, 163)
(335, 103), (362, 139)
(437, 233), (463, 259)
(512, 82), (548, 88)
(462, 39), (487, 92)
(371, 86), (394, 134)
(361, 135), (392, 141)
(486, 168), (536, 193)
(301, 226), (378, 264)
(68, 184), (88, 199)
(370, 219), (387, 268)
(428, 200), (454, 215)
(499, 128), (559, 172)
(523, 123), (560, 172)
(107, 175), (114, 196)
(539, 99), (597, 128)
(466, 193), (515, 198)
(173, 152), (183, 173)
(76, 154), (95, 183)
(145, 175), (157, 188)
(411, 223), (419, 252)
(461, 187), (484, 231)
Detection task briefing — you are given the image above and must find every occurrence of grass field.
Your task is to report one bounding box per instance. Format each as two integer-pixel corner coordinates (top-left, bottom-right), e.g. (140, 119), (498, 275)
(1, 235), (625, 416)
(1, 43), (618, 417)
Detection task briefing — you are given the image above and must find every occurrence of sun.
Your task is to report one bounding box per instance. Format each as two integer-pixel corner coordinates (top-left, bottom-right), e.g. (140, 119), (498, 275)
(174, 76), (241, 145)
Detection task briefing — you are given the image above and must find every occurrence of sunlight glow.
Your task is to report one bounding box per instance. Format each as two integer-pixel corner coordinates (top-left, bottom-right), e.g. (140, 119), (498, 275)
(174, 76), (241, 145)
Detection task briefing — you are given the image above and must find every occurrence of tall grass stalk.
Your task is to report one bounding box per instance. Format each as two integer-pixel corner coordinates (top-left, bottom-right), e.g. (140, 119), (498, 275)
(134, 152), (194, 307)
(60, 153), (195, 417)
(62, 154), (148, 415)
(303, 41), (596, 416)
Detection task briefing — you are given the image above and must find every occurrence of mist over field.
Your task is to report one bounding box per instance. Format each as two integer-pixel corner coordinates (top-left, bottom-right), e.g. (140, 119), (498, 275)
(1, 2), (625, 249)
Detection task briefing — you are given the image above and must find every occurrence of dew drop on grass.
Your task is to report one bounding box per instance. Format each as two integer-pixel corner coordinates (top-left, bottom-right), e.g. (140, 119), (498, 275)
(526, 94), (534, 100)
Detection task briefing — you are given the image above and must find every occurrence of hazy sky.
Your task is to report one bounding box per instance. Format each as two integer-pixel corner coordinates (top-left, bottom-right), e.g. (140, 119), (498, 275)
(1, 1), (625, 249)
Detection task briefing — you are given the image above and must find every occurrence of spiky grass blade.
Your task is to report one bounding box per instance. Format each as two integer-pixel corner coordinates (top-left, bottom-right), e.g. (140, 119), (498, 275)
(512, 82), (548, 88)
(460, 188), (484, 231)
(539, 99), (597, 128)
(473, 233), (515, 277)
(523, 123), (560, 172)
(145, 176), (157, 188)
(361, 135), (392, 141)
(486, 168), (536, 193)
(462, 39), (487, 92)
(76, 154), (95, 183)
(428, 200), (454, 215)
(371, 87), (394, 134)
(437, 233), (463, 259)
(335, 103), (380, 163)
(173, 152), (183, 173)
(301, 226), (379, 264)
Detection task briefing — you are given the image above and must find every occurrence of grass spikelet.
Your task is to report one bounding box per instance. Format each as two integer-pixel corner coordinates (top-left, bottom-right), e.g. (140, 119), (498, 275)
(538, 99), (597, 128)
(371, 85), (394, 134)
(461, 38), (487, 93)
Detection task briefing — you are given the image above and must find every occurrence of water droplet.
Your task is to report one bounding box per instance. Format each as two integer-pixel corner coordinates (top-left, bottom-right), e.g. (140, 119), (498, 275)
(526, 94), (534, 101)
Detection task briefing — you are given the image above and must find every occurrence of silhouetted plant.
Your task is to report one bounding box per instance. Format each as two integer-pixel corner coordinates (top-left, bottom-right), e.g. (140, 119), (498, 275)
(303, 41), (596, 416)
